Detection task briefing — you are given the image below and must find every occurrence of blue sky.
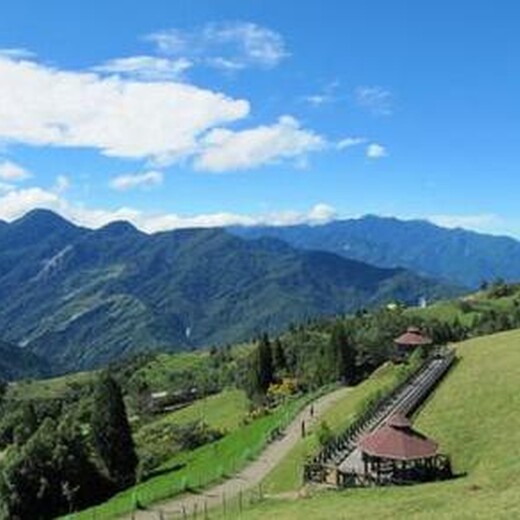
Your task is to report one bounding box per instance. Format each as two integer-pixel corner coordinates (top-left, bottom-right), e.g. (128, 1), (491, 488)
(0, 0), (519, 235)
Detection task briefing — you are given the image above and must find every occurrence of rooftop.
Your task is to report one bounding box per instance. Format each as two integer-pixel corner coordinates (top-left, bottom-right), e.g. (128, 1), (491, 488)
(358, 413), (439, 461)
(394, 327), (433, 347)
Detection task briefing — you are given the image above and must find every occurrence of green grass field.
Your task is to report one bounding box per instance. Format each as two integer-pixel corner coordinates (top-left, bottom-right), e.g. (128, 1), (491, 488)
(134, 389), (249, 455)
(68, 392), (311, 520)
(219, 328), (520, 519)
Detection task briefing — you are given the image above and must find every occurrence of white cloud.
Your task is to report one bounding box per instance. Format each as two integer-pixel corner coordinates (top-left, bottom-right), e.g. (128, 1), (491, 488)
(303, 94), (331, 107)
(307, 203), (338, 224)
(303, 81), (340, 107)
(0, 48), (35, 59)
(53, 175), (71, 194)
(0, 182), (14, 193)
(148, 21), (289, 70)
(355, 86), (393, 116)
(110, 170), (163, 191)
(0, 160), (31, 181)
(195, 116), (325, 172)
(0, 185), (337, 232)
(366, 143), (387, 159)
(93, 56), (192, 81)
(0, 187), (61, 220)
(337, 137), (367, 150)
(0, 55), (249, 164)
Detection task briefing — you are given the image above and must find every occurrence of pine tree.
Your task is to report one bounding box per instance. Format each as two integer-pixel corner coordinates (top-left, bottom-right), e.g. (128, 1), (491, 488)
(258, 333), (274, 393)
(91, 373), (138, 489)
(330, 322), (357, 385)
(272, 338), (287, 374)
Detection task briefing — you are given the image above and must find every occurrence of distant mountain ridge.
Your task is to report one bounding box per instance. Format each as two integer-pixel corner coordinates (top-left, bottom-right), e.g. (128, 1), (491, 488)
(0, 210), (454, 374)
(230, 215), (520, 288)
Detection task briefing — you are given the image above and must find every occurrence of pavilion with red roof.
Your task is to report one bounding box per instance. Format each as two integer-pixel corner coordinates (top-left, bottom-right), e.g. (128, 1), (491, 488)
(357, 413), (451, 484)
(394, 326), (432, 360)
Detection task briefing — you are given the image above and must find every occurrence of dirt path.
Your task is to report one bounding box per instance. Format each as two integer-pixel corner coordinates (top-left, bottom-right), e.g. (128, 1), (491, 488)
(126, 386), (351, 519)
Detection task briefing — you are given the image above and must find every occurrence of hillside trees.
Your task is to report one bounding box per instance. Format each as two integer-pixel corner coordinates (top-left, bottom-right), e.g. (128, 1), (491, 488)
(244, 334), (275, 402)
(91, 373), (138, 489)
(0, 417), (110, 519)
(330, 321), (357, 384)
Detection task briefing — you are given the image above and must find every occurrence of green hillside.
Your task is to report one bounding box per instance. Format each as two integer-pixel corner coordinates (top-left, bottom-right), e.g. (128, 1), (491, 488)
(220, 329), (520, 519)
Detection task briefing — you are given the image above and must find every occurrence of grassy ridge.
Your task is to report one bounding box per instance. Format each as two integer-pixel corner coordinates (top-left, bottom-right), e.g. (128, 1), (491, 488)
(219, 329), (520, 519)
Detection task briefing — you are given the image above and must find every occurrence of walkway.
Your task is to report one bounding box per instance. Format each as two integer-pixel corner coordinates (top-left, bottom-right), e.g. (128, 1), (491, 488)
(125, 386), (351, 519)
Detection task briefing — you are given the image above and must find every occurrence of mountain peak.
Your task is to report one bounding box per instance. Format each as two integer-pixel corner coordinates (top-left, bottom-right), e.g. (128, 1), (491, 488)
(13, 209), (76, 231)
(97, 220), (140, 236)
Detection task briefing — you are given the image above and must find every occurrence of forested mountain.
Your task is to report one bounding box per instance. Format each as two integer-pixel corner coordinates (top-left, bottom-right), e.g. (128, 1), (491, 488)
(0, 210), (454, 373)
(231, 215), (520, 288)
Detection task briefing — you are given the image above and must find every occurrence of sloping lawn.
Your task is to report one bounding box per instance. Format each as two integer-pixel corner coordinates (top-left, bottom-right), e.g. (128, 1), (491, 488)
(227, 329), (520, 519)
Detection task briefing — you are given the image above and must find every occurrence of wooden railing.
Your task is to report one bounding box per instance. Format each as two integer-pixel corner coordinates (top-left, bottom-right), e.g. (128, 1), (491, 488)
(304, 348), (456, 486)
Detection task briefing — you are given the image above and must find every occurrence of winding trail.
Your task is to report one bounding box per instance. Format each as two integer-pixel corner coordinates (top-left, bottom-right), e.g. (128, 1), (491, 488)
(125, 386), (351, 519)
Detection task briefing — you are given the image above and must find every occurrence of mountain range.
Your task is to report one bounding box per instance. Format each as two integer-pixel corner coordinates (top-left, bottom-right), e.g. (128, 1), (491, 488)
(0, 210), (453, 375)
(231, 215), (520, 288)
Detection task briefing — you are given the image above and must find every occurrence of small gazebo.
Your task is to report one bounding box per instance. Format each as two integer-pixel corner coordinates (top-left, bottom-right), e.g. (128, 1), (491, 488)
(357, 413), (450, 484)
(394, 327), (432, 359)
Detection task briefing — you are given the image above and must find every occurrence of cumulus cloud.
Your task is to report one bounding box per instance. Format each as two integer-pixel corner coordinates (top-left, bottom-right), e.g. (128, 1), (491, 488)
(0, 185), (337, 232)
(0, 54), (330, 171)
(93, 56), (192, 81)
(110, 170), (164, 191)
(366, 143), (387, 159)
(195, 116), (325, 172)
(148, 21), (289, 70)
(355, 86), (393, 116)
(0, 160), (31, 181)
(0, 55), (249, 164)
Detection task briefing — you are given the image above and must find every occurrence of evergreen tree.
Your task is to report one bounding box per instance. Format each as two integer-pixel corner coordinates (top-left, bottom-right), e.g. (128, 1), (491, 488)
(257, 333), (274, 393)
(272, 338), (287, 374)
(330, 322), (357, 385)
(91, 373), (138, 490)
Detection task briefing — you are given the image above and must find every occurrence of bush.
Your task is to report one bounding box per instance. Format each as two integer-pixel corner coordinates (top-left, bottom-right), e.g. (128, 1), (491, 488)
(317, 421), (334, 447)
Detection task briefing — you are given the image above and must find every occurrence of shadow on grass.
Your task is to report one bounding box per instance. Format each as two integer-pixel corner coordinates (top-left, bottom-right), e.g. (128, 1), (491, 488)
(143, 462), (187, 481)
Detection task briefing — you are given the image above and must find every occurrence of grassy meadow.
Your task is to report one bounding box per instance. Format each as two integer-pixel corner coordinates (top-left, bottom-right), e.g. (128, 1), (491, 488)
(217, 328), (520, 519)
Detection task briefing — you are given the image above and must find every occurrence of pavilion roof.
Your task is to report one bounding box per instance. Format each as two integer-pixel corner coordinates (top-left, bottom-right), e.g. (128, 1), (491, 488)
(394, 327), (432, 347)
(358, 413), (438, 461)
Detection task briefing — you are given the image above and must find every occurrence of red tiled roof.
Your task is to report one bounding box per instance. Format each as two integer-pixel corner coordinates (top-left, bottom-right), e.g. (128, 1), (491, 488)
(394, 327), (432, 347)
(358, 414), (438, 460)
